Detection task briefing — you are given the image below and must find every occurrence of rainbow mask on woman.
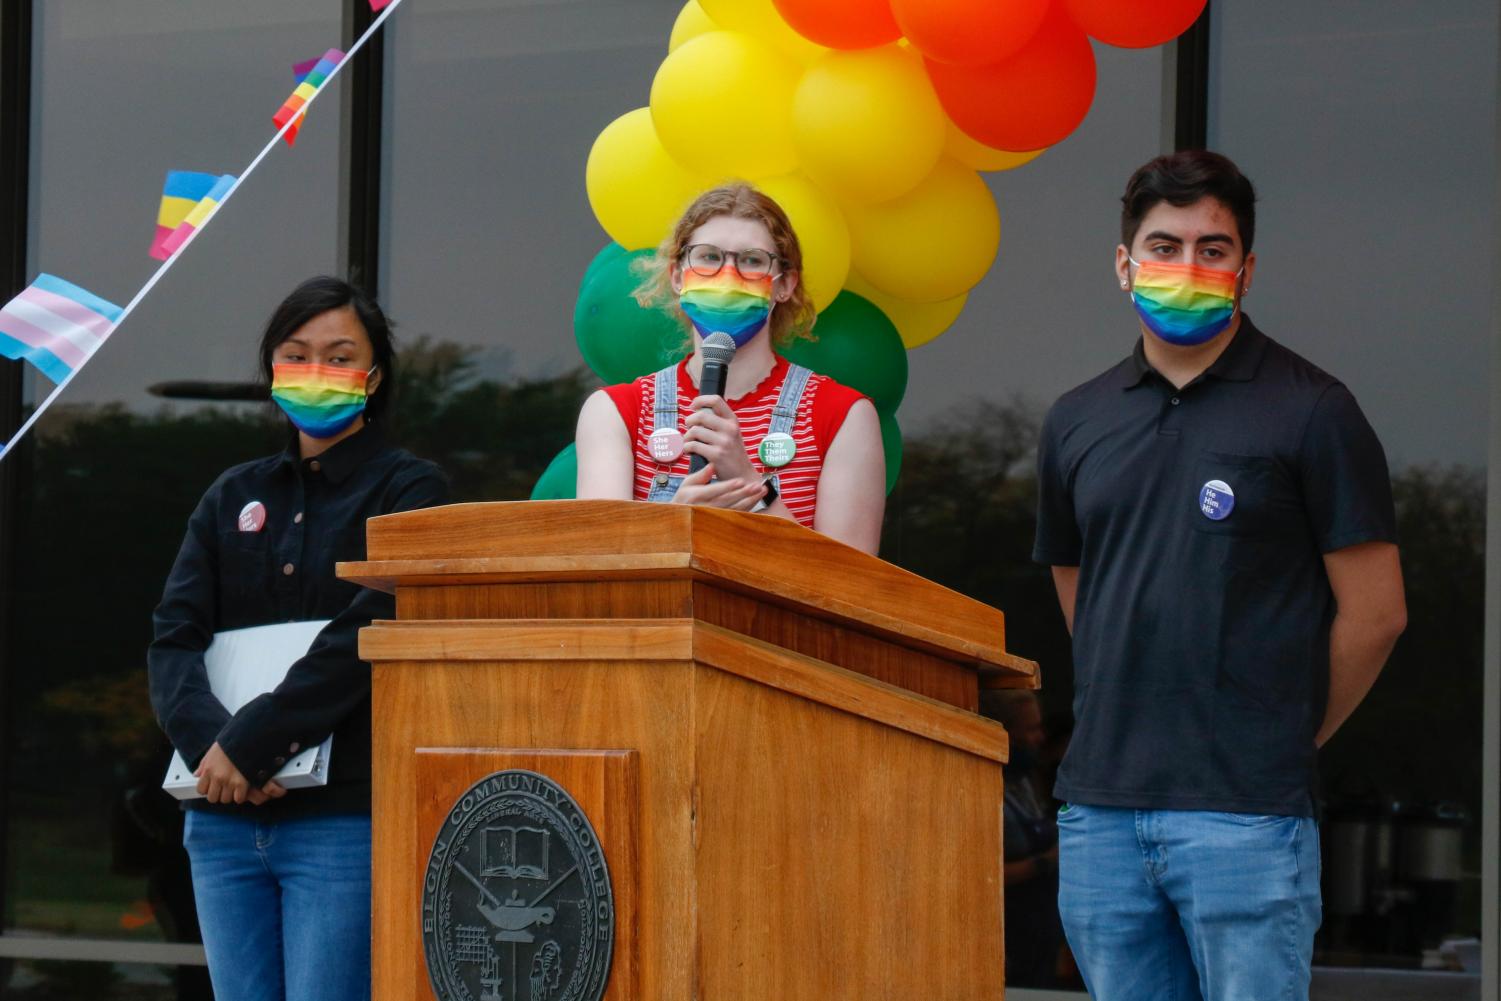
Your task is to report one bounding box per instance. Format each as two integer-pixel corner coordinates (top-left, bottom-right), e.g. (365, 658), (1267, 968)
(679, 270), (774, 347)
(270, 363), (373, 438)
(1128, 258), (1244, 346)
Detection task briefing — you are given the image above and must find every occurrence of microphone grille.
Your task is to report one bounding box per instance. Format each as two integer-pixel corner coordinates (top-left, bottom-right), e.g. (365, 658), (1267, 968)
(700, 331), (737, 366)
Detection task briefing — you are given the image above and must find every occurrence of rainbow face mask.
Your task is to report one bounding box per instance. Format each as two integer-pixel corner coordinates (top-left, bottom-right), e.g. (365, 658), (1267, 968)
(1128, 257), (1243, 346)
(270, 363), (372, 438)
(679, 270), (774, 347)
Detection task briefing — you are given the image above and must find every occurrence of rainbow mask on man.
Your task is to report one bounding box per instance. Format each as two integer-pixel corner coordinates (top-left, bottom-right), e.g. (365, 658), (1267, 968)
(270, 363), (372, 438)
(1128, 258), (1243, 346)
(679, 270), (773, 347)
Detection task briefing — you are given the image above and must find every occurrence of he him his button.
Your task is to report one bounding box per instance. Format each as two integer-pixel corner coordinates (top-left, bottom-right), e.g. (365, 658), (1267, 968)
(758, 431), (796, 468)
(237, 501), (267, 532)
(1199, 479), (1236, 521)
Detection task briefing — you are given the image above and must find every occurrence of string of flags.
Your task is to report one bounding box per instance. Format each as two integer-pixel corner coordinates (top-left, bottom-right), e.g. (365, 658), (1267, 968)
(0, 0), (404, 461)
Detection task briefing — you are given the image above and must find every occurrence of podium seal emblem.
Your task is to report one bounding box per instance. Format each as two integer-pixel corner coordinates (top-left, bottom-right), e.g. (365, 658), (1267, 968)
(422, 770), (614, 1001)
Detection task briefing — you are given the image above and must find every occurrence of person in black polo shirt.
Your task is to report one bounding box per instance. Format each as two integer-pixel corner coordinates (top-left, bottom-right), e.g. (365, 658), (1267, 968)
(148, 276), (447, 1001)
(1033, 151), (1406, 1001)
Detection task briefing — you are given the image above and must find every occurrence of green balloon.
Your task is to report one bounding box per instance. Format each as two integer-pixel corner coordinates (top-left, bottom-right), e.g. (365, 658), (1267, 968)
(782, 291), (908, 413)
(575, 243), (687, 385)
(879, 409), (902, 495)
(582, 240), (627, 289)
(531, 442), (578, 500)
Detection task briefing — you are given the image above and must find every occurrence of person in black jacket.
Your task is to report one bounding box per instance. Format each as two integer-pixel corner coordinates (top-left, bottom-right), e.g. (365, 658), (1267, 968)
(148, 276), (448, 1001)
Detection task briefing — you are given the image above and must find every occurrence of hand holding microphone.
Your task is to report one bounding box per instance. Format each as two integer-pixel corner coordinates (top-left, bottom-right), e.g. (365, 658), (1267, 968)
(679, 332), (760, 498)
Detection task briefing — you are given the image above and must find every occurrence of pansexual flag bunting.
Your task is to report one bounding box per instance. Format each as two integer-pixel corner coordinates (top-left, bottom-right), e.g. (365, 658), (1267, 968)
(151, 170), (219, 260)
(0, 274), (122, 384)
(273, 48), (344, 146)
(159, 174), (236, 257)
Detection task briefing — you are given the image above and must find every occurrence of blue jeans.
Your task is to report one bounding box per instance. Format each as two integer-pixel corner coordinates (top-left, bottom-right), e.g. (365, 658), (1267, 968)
(183, 811), (372, 1001)
(1057, 804), (1321, 1001)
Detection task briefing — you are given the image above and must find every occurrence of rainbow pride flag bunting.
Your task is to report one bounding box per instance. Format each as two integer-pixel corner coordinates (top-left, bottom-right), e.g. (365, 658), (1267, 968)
(370, 0), (395, 10)
(0, 274), (122, 384)
(159, 174), (236, 257)
(273, 48), (344, 146)
(150, 170), (219, 260)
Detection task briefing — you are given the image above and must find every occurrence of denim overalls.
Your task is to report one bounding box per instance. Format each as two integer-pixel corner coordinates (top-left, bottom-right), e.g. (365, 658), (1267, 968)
(644, 361), (814, 503)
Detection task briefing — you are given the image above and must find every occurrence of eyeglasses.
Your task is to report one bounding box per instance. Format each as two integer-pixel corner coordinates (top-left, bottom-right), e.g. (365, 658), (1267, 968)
(680, 244), (782, 281)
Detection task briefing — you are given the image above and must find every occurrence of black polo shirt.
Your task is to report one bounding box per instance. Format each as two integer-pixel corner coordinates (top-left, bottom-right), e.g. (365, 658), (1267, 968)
(1033, 317), (1396, 816)
(148, 426), (448, 819)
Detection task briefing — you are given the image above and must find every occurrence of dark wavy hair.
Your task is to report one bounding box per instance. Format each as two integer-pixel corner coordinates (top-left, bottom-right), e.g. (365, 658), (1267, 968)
(257, 276), (396, 426)
(1121, 150), (1257, 253)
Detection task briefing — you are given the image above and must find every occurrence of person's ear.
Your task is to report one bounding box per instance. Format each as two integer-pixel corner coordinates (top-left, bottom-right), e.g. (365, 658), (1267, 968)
(1115, 244), (1131, 291)
(366, 366), (383, 397)
(775, 270), (799, 303)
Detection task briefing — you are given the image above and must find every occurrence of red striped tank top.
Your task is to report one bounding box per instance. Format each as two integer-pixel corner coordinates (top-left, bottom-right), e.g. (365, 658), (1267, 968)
(603, 356), (865, 528)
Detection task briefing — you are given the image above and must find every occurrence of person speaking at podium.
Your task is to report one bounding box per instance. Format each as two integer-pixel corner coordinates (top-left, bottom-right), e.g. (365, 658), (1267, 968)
(147, 276), (448, 1001)
(574, 183), (886, 554)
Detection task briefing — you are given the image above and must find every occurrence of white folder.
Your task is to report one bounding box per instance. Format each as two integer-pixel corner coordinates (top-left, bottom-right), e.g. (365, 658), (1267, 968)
(162, 620), (334, 801)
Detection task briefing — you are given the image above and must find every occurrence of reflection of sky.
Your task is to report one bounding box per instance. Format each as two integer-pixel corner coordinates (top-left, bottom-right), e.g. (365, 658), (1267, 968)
(28, 1), (1494, 472)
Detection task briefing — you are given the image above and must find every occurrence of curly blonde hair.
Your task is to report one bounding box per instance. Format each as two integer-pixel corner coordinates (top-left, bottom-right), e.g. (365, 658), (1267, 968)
(633, 182), (817, 349)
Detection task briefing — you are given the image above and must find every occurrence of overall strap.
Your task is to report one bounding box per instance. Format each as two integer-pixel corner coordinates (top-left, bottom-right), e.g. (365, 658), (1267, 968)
(769, 364), (814, 436)
(651, 365), (679, 431)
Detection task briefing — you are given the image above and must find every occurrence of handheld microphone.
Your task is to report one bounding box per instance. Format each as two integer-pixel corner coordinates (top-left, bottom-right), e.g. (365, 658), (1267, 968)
(689, 331), (737, 474)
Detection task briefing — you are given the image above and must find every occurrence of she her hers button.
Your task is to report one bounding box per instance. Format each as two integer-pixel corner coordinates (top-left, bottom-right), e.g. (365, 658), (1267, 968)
(237, 500), (267, 532)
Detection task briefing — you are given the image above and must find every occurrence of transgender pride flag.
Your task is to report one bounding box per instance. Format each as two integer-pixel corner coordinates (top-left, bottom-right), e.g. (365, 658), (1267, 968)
(0, 274), (122, 384)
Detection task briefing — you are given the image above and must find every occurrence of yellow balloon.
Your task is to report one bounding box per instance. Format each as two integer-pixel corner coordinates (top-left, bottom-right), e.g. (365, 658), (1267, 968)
(847, 158), (999, 303)
(669, 0), (718, 52)
(586, 108), (709, 250)
(756, 174), (850, 313)
(944, 121), (1046, 173)
(650, 31), (801, 178)
(845, 272), (968, 349)
(699, 0), (828, 64)
(792, 46), (945, 204)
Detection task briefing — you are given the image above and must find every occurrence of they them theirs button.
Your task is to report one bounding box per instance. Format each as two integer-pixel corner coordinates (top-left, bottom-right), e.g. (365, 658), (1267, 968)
(293, 512), (304, 524)
(282, 563), (295, 576)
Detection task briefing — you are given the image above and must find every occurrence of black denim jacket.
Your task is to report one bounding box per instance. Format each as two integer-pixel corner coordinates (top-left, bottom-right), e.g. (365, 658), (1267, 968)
(148, 426), (447, 817)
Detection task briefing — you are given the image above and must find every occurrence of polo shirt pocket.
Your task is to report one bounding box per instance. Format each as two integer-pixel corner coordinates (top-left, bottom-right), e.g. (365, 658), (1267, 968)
(1189, 450), (1274, 539)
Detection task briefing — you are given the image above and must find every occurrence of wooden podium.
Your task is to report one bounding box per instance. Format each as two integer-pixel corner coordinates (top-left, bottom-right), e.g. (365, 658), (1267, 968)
(339, 500), (1037, 1001)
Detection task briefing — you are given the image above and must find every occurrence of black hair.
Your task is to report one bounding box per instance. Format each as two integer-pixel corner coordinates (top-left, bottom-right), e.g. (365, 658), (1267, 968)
(1121, 150), (1257, 254)
(258, 275), (396, 426)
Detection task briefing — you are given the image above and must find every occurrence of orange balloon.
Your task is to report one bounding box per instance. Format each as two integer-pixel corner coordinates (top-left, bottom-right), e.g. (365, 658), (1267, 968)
(1063, 0), (1206, 48)
(925, 7), (1096, 152)
(891, 0), (1049, 67)
(772, 0), (901, 49)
